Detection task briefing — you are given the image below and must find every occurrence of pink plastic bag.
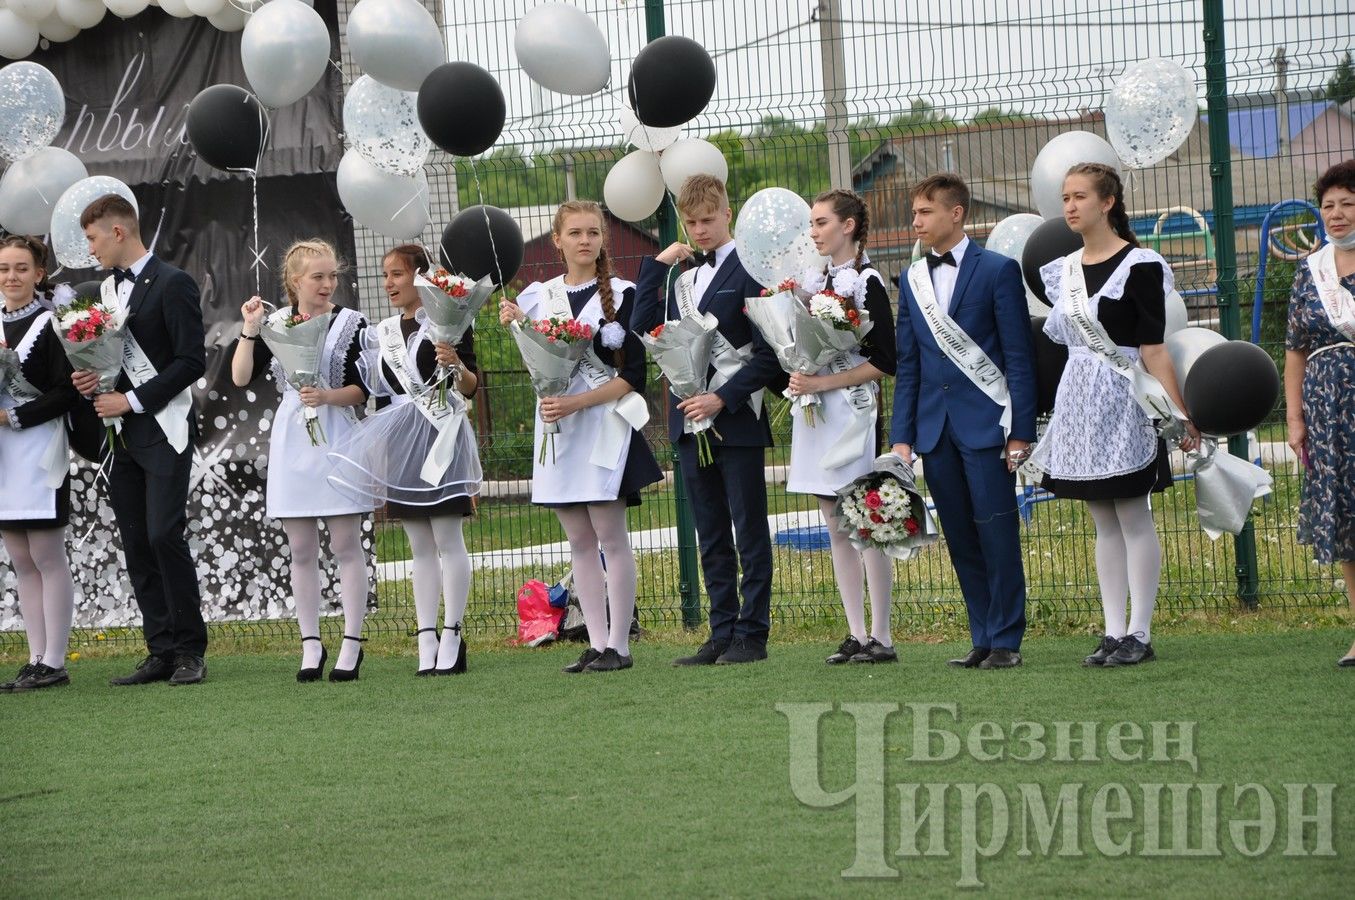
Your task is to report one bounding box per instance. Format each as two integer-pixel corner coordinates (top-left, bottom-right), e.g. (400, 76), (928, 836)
(516, 579), (558, 646)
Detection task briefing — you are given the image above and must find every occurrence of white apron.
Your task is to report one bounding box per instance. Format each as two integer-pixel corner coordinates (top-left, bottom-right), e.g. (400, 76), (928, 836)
(0, 308), (66, 522)
(266, 306), (373, 518)
(785, 348), (877, 495)
(519, 277), (647, 505)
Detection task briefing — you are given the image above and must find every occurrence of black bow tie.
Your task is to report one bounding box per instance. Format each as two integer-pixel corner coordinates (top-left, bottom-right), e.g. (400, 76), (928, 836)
(112, 267), (133, 285)
(690, 251), (717, 268)
(926, 251), (957, 270)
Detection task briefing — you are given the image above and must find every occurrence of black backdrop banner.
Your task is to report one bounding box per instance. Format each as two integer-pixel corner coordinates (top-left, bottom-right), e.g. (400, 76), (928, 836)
(1, 4), (374, 631)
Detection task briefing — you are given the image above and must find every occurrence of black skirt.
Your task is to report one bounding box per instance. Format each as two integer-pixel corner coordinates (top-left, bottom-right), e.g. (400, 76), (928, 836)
(537, 429), (664, 509)
(1043, 439), (1173, 501)
(387, 495), (475, 520)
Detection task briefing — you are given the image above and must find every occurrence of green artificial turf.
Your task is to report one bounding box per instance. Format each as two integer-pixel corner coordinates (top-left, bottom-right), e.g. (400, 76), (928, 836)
(2, 630), (1351, 897)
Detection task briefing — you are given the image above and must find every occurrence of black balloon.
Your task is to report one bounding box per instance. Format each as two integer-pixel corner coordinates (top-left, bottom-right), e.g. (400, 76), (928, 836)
(1031, 317), (1068, 416)
(627, 35), (716, 128)
(1182, 341), (1280, 436)
(418, 63), (506, 157)
(1021, 218), (1083, 305)
(186, 84), (267, 171)
(440, 205), (524, 287)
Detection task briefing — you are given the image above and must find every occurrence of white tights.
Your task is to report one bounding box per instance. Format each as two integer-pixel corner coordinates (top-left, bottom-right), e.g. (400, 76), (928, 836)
(1, 528), (75, 668)
(402, 515), (471, 670)
(282, 515), (369, 669)
(817, 498), (895, 646)
(1085, 496), (1160, 642)
(555, 501), (637, 656)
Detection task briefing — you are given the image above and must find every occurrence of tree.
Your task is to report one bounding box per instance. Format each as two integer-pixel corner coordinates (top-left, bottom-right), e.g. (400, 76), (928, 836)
(1327, 51), (1355, 106)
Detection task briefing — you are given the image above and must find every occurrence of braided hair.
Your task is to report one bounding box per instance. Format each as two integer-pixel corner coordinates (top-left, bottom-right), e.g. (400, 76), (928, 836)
(552, 200), (623, 368)
(1065, 163), (1138, 247)
(812, 188), (871, 307)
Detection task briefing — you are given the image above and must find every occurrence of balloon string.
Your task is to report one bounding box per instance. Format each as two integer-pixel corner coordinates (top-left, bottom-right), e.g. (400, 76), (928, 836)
(467, 158), (508, 301)
(226, 94), (272, 297)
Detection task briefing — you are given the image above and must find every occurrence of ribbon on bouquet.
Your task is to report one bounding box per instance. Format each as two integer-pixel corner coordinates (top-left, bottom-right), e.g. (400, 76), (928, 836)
(1188, 438), (1272, 540)
(376, 316), (465, 486)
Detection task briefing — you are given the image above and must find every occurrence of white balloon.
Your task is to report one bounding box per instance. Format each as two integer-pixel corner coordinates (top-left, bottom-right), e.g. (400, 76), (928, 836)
(336, 149), (429, 239)
(55, 0), (104, 27)
(206, 1), (246, 31)
(513, 3), (610, 96)
(658, 137), (727, 194)
(619, 104), (680, 152)
(156, 0), (193, 17)
(346, 0), (442, 92)
(1029, 131), (1121, 219)
(9, 0), (57, 23)
(0, 146), (87, 233)
(0, 61), (65, 163)
(603, 150), (664, 223)
(242, 0), (329, 108)
(51, 176), (139, 269)
(1166, 325), (1226, 385)
(0, 9), (41, 59)
(1164, 289), (1188, 337)
(1106, 58), (1197, 169)
(984, 213), (1046, 316)
(342, 74), (428, 177)
(183, 0), (223, 13)
(103, 0), (150, 18)
(37, 10), (81, 39)
(734, 187), (826, 290)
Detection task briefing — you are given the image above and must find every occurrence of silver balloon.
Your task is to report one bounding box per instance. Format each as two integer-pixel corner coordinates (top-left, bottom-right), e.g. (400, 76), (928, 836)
(1164, 289), (1188, 337)
(659, 138), (727, 194)
(1166, 325), (1226, 387)
(1029, 131), (1121, 220)
(346, 0), (443, 92)
(342, 74), (429, 177)
(0, 9), (40, 61)
(1106, 58), (1197, 170)
(0, 61), (64, 163)
(0, 146), (87, 235)
(52, 176), (139, 269)
(336, 149), (429, 239)
(242, 0), (330, 109)
(513, 3), (611, 96)
(734, 187), (827, 290)
(603, 150), (664, 223)
(619, 105), (680, 152)
(984, 213), (1045, 316)
(55, 0), (105, 28)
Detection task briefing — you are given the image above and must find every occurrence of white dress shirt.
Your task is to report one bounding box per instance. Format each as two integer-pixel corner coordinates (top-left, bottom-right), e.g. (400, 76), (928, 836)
(692, 239), (736, 301)
(929, 234), (970, 315)
(119, 251), (154, 414)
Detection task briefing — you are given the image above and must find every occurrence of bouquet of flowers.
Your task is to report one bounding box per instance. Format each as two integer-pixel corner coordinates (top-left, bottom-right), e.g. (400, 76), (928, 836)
(510, 315), (595, 464)
(832, 453), (938, 560)
(415, 269), (495, 409)
(808, 290), (864, 332)
(745, 283), (831, 427)
(260, 305), (334, 446)
(51, 294), (126, 453)
(639, 312), (722, 465)
(0, 339), (18, 394)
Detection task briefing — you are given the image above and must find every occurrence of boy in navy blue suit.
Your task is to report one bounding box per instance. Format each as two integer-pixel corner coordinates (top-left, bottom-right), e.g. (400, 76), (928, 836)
(633, 175), (783, 665)
(890, 174), (1037, 669)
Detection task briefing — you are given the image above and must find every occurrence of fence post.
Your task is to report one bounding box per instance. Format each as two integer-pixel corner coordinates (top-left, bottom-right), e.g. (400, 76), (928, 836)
(644, 0), (704, 628)
(1202, 0), (1260, 607)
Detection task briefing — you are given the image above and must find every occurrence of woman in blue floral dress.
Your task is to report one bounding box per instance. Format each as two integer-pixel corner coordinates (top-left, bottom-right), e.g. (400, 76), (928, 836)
(1285, 159), (1355, 667)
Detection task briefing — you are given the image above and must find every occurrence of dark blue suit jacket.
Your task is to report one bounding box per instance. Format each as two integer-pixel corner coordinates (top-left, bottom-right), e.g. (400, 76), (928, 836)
(633, 251), (783, 447)
(890, 243), (1037, 454)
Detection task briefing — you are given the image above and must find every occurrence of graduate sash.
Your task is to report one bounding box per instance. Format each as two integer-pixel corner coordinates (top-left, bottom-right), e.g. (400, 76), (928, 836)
(377, 314), (466, 485)
(675, 269), (765, 419)
(1308, 243), (1355, 342)
(102, 276), (193, 453)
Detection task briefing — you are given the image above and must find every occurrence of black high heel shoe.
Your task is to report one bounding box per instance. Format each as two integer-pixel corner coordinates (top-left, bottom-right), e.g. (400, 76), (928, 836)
(296, 635), (327, 683)
(416, 627), (439, 677)
(434, 623), (467, 676)
(328, 635), (366, 682)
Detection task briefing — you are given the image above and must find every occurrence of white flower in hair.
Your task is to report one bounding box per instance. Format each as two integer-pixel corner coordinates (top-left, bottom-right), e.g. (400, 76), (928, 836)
(829, 268), (862, 299)
(51, 283), (76, 309)
(599, 320), (626, 349)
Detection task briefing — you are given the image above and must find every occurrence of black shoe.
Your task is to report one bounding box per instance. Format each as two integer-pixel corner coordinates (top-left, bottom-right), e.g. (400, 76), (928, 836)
(1083, 635), (1122, 667)
(169, 655), (206, 685)
(1, 663), (39, 691)
(825, 636), (864, 665)
(850, 638), (898, 663)
(433, 627), (467, 676)
(415, 627), (438, 677)
(947, 647), (990, 668)
(297, 635), (327, 682)
(978, 648), (1022, 669)
(563, 647), (603, 674)
(1102, 634), (1154, 667)
(673, 639), (729, 667)
(12, 663), (70, 691)
(111, 655), (175, 686)
(585, 648), (634, 672)
(715, 638), (768, 665)
(1339, 655), (1355, 668)
(329, 635), (366, 682)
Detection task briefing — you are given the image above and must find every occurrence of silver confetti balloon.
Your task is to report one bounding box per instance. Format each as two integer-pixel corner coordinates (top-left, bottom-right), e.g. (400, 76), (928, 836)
(1106, 58), (1198, 170)
(51, 176), (139, 269)
(734, 187), (827, 290)
(342, 74), (430, 177)
(0, 61), (65, 163)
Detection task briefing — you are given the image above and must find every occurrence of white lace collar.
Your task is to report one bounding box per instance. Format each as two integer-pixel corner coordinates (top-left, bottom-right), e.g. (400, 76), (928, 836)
(2, 298), (42, 322)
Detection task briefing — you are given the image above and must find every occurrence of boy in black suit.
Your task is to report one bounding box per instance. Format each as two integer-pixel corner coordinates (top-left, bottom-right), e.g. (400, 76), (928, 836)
(72, 194), (209, 685)
(633, 175), (783, 665)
